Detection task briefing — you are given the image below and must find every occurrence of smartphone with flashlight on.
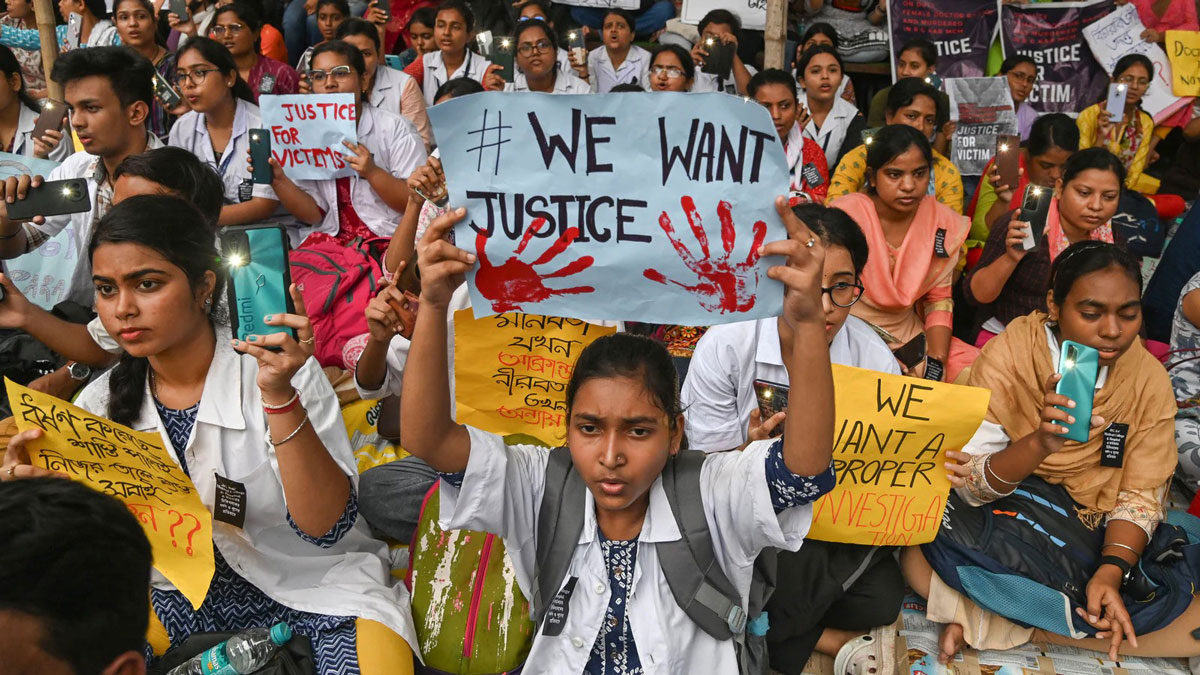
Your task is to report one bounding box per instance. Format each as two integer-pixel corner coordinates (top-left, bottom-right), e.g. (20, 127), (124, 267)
(248, 129), (272, 184)
(6, 178), (90, 220)
(493, 35), (515, 83)
(753, 379), (789, 438)
(995, 133), (1020, 190)
(701, 36), (735, 80)
(1106, 82), (1128, 119)
(1019, 183), (1052, 251)
(567, 28), (586, 67)
(220, 225), (295, 346)
(1055, 340), (1099, 442)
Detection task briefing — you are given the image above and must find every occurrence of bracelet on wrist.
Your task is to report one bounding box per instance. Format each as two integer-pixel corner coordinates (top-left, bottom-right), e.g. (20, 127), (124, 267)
(263, 388), (300, 414)
(269, 413), (309, 446)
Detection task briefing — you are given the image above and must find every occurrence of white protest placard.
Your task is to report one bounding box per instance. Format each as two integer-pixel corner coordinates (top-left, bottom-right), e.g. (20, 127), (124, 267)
(0, 153), (77, 310)
(945, 77), (1017, 176)
(258, 93), (358, 180)
(681, 0), (765, 31)
(1083, 3), (1187, 122)
(557, 0), (638, 8)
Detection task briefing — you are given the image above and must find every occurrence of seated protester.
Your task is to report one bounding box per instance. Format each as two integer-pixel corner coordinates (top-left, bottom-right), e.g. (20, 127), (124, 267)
(168, 37), (282, 227)
(392, 6), (435, 71)
(0, 45), (70, 160)
(516, 1), (590, 81)
(1, 0), (47, 95)
(1001, 54), (1039, 141)
(403, 0), (492, 107)
(646, 44), (693, 92)
(483, 19), (589, 94)
(585, 8), (650, 93)
(1077, 54), (1160, 194)
(296, 0), (348, 72)
(798, 22), (855, 105)
(213, 2), (299, 102)
(335, 18), (432, 150)
(796, 45), (864, 171)
(114, 0), (179, 140)
(1171, 269), (1200, 489)
(0, 0), (118, 51)
(2, 195), (420, 671)
(749, 68), (830, 202)
(866, 38), (946, 129)
(0, 478), (152, 675)
(690, 9), (755, 96)
(0, 47), (163, 309)
(969, 113), (1078, 246)
(910, 242), (1200, 665)
(830, 125), (978, 381)
(400, 200), (838, 674)
(262, 40), (426, 246)
(966, 148), (1126, 342)
(827, 78), (964, 214)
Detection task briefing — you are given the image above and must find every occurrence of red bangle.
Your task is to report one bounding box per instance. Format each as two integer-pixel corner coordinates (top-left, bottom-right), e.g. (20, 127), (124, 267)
(263, 389), (300, 414)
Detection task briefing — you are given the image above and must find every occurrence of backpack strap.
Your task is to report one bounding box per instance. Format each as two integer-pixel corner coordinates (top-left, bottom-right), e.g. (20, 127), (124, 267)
(532, 446), (585, 624)
(657, 450), (746, 640)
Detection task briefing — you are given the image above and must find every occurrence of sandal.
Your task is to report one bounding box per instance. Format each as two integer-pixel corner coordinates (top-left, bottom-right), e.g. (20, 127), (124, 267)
(833, 635), (879, 675)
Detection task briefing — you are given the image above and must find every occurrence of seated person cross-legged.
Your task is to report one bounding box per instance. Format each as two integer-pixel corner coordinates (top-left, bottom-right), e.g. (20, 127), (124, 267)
(906, 242), (1200, 665)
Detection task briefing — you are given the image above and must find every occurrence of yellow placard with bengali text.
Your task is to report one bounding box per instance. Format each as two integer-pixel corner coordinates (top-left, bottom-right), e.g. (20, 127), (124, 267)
(5, 379), (214, 608)
(1167, 31), (1200, 97)
(454, 311), (617, 446)
(807, 365), (990, 546)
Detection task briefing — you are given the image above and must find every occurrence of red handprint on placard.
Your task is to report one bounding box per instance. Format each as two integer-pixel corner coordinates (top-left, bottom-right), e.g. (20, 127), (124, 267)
(474, 218), (595, 313)
(643, 197), (767, 314)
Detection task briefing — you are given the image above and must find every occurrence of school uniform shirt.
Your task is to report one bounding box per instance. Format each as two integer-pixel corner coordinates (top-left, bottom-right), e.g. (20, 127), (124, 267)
(370, 64), (433, 151)
(783, 121), (829, 202)
(504, 70), (592, 94)
(292, 104), (426, 244)
(587, 44), (651, 93)
(439, 426), (826, 675)
(801, 94), (861, 170)
(418, 49), (493, 107)
(73, 336), (419, 650)
(168, 98), (278, 207)
(11, 103), (71, 161)
(692, 64), (757, 96)
(680, 315), (900, 452)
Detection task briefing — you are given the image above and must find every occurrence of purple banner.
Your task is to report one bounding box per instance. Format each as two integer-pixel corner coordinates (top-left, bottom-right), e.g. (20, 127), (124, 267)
(1000, 0), (1116, 114)
(889, 0), (998, 80)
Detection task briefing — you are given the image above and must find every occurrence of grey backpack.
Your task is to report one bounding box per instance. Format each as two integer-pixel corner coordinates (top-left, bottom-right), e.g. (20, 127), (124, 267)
(532, 447), (776, 674)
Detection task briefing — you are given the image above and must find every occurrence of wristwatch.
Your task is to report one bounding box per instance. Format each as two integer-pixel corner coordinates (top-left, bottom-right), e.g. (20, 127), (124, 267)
(67, 361), (91, 382)
(1097, 554), (1134, 587)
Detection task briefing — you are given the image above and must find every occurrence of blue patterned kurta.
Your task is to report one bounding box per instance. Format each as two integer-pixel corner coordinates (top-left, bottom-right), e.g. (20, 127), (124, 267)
(147, 401), (362, 674)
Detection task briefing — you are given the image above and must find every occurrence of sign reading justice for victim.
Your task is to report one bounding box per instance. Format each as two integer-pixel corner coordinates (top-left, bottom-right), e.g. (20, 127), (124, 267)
(807, 366), (990, 547)
(259, 93), (358, 180)
(5, 379), (215, 609)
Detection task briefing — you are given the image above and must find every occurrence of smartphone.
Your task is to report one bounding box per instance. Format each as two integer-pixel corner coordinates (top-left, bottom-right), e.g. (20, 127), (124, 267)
(1019, 184), (1052, 251)
(995, 134), (1020, 190)
(753, 379), (789, 437)
(701, 37), (735, 80)
(6, 178), (90, 220)
(220, 225), (295, 345)
(861, 127), (879, 147)
(372, 0), (390, 20)
(475, 30), (494, 57)
(567, 28), (586, 67)
(384, 54), (403, 70)
(248, 128), (272, 184)
(924, 73), (943, 89)
(31, 99), (68, 140)
(1105, 82), (1128, 119)
(152, 70), (182, 108)
(167, 0), (189, 19)
(1055, 340), (1099, 443)
(66, 12), (82, 50)
(493, 35), (515, 83)
(892, 333), (927, 370)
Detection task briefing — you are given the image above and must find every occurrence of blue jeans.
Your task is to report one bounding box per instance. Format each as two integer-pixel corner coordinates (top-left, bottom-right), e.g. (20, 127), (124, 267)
(570, 0), (676, 39)
(284, 0), (368, 65)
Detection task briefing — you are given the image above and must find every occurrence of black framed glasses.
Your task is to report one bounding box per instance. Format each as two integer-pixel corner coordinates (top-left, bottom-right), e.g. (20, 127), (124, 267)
(822, 281), (864, 308)
(517, 39), (552, 55)
(173, 68), (221, 87)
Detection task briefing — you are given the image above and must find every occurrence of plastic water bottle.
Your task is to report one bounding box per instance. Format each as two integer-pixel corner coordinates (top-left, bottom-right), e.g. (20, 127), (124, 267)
(167, 622), (293, 675)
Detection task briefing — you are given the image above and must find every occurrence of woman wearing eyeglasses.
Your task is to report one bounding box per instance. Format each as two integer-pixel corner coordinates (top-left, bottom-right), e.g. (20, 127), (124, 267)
(482, 19), (588, 94)
(1001, 55), (1039, 142)
(647, 44), (693, 92)
(1076, 54), (1160, 194)
(114, 0), (181, 140)
(168, 37), (282, 227)
(211, 1), (299, 103)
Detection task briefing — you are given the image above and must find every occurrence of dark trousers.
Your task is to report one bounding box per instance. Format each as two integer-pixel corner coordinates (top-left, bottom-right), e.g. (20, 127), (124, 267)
(765, 541), (904, 673)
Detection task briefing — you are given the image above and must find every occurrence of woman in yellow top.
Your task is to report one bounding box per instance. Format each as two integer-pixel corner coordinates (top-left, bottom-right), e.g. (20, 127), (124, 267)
(1076, 54), (1159, 194)
(826, 78), (964, 214)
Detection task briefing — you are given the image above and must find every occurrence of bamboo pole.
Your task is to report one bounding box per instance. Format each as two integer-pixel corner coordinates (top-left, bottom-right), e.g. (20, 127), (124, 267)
(32, 0), (61, 100)
(764, 0), (786, 70)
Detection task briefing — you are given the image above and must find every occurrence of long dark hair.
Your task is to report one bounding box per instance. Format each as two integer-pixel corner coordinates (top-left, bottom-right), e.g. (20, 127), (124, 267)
(1049, 241), (1141, 306)
(177, 37), (256, 104)
(89, 195), (223, 426)
(565, 333), (681, 433)
(0, 45), (38, 113)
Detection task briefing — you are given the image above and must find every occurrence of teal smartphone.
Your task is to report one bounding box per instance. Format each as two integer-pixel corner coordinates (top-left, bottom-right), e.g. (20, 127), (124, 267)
(384, 54), (403, 70)
(220, 225), (295, 346)
(1054, 340), (1099, 443)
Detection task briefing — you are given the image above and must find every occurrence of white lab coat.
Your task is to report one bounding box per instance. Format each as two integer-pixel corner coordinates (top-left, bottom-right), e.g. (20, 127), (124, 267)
(505, 70), (591, 94)
(440, 426), (813, 674)
(74, 335), (419, 650)
(370, 64), (432, 151)
(419, 49), (492, 107)
(587, 44), (651, 93)
(168, 98), (278, 206)
(801, 94), (860, 169)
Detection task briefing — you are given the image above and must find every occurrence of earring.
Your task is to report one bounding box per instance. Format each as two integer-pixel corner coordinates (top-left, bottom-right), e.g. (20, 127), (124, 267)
(203, 296), (213, 312)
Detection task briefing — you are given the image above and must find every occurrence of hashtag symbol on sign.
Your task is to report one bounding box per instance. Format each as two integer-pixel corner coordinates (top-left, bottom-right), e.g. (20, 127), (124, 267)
(466, 109), (512, 175)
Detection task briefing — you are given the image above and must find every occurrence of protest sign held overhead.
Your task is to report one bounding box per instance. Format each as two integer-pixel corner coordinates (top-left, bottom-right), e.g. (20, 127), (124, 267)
(5, 379), (215, 609)
(1083, 4), (1185, 122)
(1167, 31), (1200, 97)
(1001, 0), (1115, 115)
(888, 0), (997, 79)
(0, 153), (73, 310)
(453, 310), (617, 446)
(807, 366), (989, 546)
(945, 78), (1017, 176)
(259, 93), (358, 180)
(429, 92), (789, 325)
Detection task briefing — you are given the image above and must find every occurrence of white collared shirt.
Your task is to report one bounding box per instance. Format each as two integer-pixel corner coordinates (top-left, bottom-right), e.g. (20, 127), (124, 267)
(168, 98), (278, 205)
(692, 64), (757, 96)
(440, 426), (812, 675)
(420, 49), (492, 107)
(801, 94), (860, 169)
(504, 69), (591, 94)
(73, 335), (418, 649)
(370, 64), (432, 151)
(292, 104), (427, 245)
(681, 315), (900, 452)
(12, 104), (71, 160)
(587, 44), (650, 93)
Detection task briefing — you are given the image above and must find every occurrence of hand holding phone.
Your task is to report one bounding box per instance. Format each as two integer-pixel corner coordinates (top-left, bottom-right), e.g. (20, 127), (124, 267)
(753, 379), (789, 439)
(221, 225), (296, 346)
(32, 100), (68, 141)
(1018, 184), (1051, 251)
(1105, 82), (1128, 119)
(995, 134), (1020, 193)
(493, 35), (515, 84)
(6, 178), (90, 221)
(66, 13), (82, 50)
(167, 0), (189, 20)
(248, 129), (273, 184)
(700, 37), (734, 79)
(567, 28), (586, 67)
(1052, 341), (1099, 443)
(152, 70), (183, 108)
(892, 333), (927, 370)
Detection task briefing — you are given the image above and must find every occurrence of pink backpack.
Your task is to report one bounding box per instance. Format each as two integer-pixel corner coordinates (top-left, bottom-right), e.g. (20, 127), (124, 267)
(289, 236), (386, 369)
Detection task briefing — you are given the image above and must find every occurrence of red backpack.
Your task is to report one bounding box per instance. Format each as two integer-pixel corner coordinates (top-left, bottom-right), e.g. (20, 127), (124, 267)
(289, 236), (386, 369)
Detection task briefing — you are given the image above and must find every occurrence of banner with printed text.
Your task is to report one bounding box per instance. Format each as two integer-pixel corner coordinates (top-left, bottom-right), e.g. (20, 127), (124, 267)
(1083, 4), (1186, 122)
(0, 153), (73, 310)
(946, 77), (1017, 176)
(889, 0), (998, 80)
(558, 0), (638, 9)
(1166, 31), (1200, 97)
(5, 379), (214, 608)
(259, 93), (358, 180)
(453, 310), (617, 446)
(1000, 0), (1116, 115)
(429, 92), (789, 325)
(680, 0), (765, 31)
(808, 366), (990, 546)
